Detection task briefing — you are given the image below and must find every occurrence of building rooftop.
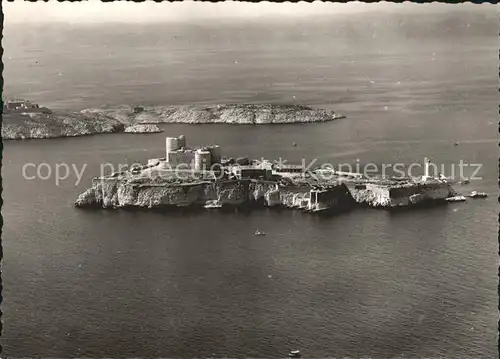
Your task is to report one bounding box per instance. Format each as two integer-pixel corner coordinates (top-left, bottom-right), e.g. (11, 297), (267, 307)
(232, 165), (268, 170)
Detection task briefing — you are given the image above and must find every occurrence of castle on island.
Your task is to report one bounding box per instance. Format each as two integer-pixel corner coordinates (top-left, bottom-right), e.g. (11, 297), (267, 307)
(146, 135), (446, 185)
(78, 134), (458, 210)
(146, 135), (304, 181)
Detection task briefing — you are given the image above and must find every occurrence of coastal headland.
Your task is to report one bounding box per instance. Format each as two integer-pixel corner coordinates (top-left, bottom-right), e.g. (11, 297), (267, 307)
(75, 134), (457, 212)
(2, 102), (345, 140)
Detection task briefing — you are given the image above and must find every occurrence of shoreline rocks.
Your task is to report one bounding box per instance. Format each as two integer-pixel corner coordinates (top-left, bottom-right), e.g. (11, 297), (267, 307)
(75, 170), (455, 212)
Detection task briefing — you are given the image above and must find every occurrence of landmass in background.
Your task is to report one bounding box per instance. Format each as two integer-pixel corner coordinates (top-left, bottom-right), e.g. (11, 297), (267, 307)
(2, 102), (345, 140)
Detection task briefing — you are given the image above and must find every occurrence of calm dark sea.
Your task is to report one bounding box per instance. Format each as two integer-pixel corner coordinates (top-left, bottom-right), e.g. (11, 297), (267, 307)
(2, 16), (498, 358)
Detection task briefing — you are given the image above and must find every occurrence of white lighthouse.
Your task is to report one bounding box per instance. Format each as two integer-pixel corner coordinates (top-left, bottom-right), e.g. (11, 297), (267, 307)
(421, 158), (432, 182)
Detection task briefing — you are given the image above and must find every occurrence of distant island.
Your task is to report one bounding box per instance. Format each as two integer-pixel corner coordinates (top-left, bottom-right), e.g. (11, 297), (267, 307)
(2, 101), (345, 140)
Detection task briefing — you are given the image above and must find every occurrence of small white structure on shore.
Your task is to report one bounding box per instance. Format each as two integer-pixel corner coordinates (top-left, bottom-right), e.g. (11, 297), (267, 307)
(421, 159), (432, 182)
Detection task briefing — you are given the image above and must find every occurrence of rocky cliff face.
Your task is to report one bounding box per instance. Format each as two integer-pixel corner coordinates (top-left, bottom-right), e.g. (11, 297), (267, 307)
(75, 175), (455, 211)
(348, 182), (454, 208)
(75, 178), (353, 211)
(76, 179), (209, 208)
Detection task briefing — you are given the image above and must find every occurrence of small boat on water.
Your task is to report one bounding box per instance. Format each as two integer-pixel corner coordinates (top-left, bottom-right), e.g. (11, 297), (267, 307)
(446, 195), (467, 202)
(468, 191), (487, 198)
(289, 350), (301, 358)
(204, 200), (223, 209)
(254, 230), (266, 236)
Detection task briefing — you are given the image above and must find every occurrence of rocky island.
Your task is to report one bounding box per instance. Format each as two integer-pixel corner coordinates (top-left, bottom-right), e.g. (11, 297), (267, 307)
(75, 134), (458, 212)
(92, 103), (346, 125)
(3, 111), (125, 140)
(3, 100), (345, 140)
(124, 124), (163, 134)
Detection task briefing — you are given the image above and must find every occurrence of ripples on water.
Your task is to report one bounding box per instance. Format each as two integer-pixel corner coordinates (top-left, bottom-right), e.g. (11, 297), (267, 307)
(2, 15), (498, 358)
